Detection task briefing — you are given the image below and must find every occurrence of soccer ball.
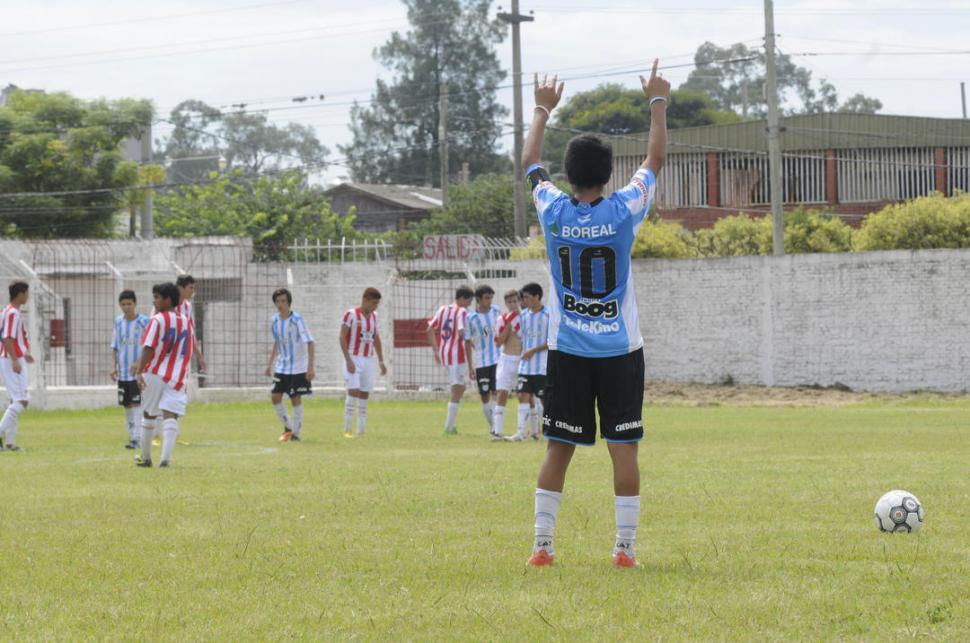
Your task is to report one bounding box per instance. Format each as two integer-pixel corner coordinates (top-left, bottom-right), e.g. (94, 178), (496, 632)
(874, 490), (924, 533)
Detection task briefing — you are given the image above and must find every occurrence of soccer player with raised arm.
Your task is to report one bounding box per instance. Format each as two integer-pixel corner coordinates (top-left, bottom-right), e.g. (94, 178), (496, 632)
(508, 283), (549, 442)
(522, 62), (669, 568)
(427, 286), (474, 435)
(265, 288), (315, 442)
(0, 281), (33, 451)
(465, 285), (501, 436)
(492, 289), (523, 440)
(135, 282), (195, 468)
(339, 287), (386, 438)
(111, 290), (150, 449)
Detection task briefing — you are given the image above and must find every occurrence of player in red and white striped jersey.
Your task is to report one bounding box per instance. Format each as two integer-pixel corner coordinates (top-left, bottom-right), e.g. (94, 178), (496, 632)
(175, 275), (207, 374)
(426, 286), (474, 435)
(0, 281), (33, 451)
(339, 287), (387, 438)
(134, 282), (195, 468)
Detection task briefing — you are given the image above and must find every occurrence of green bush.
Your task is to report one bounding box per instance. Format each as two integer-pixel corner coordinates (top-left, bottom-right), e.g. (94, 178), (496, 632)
(852, 192), (970, 251)
(632, 220), (696, 259)
(692, 208), (853, 257)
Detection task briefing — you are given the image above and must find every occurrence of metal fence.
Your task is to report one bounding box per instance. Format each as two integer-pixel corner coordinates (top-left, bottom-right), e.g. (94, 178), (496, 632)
(0, 236), (547, 403)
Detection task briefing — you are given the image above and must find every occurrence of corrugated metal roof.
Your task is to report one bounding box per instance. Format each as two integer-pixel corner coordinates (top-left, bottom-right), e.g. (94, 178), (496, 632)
(324, 183), (443, 210)
(609, 113), (970, 156)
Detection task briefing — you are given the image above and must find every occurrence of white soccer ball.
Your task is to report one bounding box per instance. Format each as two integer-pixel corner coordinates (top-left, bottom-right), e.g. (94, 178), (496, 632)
(874, 490), (924, 533)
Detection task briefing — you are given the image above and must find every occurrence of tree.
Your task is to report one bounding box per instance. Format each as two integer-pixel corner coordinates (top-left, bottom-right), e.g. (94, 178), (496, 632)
(541, 84), (740, 174)
(0, 90), (152, 237)
(340, 0), (509, 186)
(154, 169), (364, 257)
(681, 41), (882, 117)
(159, 101), (329, 183)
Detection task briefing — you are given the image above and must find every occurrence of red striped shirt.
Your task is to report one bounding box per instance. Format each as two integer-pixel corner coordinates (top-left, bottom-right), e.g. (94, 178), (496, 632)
(141, 311), (195, 391)
(0, 305), (30, 358)
(341, 307), (378, 357)
(428, 304), (467, 366)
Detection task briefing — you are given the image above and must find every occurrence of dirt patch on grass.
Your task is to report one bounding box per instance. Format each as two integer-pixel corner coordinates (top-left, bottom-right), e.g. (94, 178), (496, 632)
(645, 381), (966, 407)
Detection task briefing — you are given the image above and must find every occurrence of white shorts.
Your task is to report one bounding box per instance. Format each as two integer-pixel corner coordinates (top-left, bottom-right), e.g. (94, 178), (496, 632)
(0, 357), (29, 402)
(141, 373), (188, 417)
(495, 354), (521, 392)
(445, 363), (468, 387)
(343, 355), (376, 393)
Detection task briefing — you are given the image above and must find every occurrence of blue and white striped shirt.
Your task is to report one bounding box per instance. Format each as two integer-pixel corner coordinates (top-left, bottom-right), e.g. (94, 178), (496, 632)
(111, 313), (150, 382)
(271, 311), (314, 375)
(465, 304), (501, 369)
(517, 306), (550, 375)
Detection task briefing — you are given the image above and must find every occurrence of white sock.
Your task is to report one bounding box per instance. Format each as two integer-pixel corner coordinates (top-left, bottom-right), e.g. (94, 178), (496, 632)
(153, 425), (161, 440)
(445, 402), (459, 432)
(481, 400), (495, 430)
(533, 399), (544, 435)
(124, 407), (138, 441)
(535, 488), (562, 554)
(273, 402), (290, 431)
(516, 403), (530, 436)
(356, 399), (368, 435)
(614, 495), (641, 557)
(492, 406), (506, 436)
(292, 404), (304, 438)
(160, 418), (178, 463)
(0, 402), (23, 446)
(344, 395), (356, 432)
(141, 418), (155, 461)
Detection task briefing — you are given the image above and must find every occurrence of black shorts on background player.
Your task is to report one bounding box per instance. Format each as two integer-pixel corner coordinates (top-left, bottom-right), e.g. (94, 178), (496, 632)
(542, 348), (644, 446)
(517, 374), (547, 400)
(475, 364), (497, 396)
(117, 380), (142, 406)
(272, 372), (312, 398)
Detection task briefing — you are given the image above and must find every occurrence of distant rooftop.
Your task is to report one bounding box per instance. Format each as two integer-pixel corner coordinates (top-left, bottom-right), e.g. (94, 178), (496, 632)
(324, 183), (443, 210)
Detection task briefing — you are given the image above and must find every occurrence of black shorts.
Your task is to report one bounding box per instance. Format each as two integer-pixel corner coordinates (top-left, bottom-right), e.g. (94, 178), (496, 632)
(117, 380), (142, 407)
(271, 373), (312, 399)
(517, 374), (547, 400)
(542, 348), (645, 446)
(475, 364), (497, 397)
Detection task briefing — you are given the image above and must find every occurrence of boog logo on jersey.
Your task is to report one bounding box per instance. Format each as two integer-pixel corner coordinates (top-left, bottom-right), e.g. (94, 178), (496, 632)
(562, 293), (618, 320)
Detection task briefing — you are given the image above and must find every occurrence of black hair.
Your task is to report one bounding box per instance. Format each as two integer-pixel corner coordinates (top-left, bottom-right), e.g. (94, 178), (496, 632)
(362, 287), (382, 300)
(474, 284), (494, 301)
(175, 275), (196, 288)
(455, 286), (474, 300)
(521, 282), (543, 299)
(564, 133), (613, 189)
(152, 282), (181, 308)
(8, 281), (28, 302)
(118, 289), (137, 303)
(272, 288), (292, 305)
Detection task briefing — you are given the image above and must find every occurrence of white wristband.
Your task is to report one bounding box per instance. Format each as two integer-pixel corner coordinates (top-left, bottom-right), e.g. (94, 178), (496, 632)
(534, 105), (551, 117)
(649, 96), (668, 106)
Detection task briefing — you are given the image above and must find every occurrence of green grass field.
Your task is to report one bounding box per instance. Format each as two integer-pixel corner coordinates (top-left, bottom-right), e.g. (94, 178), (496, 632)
(1, 396), (968, 640)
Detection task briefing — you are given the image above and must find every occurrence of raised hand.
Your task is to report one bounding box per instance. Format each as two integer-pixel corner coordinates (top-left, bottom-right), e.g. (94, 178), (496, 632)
(639, 59), (670, 101)
(534, 73), (565, 113)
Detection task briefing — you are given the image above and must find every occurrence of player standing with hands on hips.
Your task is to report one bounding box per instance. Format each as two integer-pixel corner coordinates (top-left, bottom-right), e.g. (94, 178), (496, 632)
(522, 61), (668, 568)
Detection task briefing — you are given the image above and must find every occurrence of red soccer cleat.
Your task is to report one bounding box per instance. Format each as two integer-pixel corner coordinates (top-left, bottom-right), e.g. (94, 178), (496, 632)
(612, 551), (638, 568)
(527, 549), (554, 567)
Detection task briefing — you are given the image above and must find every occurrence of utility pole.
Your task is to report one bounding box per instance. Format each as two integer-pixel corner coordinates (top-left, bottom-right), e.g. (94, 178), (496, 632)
(763, 0), (784, 256)
(498, 1), (534, 238)
(439, 87), (449, 206)
(962, 82), (967, 119)
(139, 123), (154, 240)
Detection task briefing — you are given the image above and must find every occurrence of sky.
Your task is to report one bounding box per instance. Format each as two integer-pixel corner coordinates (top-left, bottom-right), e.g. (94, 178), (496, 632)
(1, 0), (968, 185)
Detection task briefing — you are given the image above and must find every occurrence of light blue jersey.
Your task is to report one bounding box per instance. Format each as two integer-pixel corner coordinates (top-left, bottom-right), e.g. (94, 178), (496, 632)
(111, 314), (150, 382)
(465, 304), (501, 369)
(271, 311), (314, 375)
(517, 305), (550, 375)
(527, 163), (656, 358)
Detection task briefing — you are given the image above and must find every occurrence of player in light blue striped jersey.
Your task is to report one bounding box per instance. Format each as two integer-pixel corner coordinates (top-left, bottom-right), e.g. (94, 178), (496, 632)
(509, 283), (549, 442)
(521, 62), (669, 568)
(265, 288), (315, 442)
(464, 285), (502, 435)
(110, 290), (150, 449)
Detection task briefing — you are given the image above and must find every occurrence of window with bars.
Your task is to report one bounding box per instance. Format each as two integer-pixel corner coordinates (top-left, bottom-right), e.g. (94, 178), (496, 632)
(837, 148), (935, 203)
(608, 153), (708, 209)
(719, 152), (826, 207)
(948, 148), (970, 195)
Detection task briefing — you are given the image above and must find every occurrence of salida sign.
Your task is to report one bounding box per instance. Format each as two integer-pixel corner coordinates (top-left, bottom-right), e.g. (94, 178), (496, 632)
(422, 235), (486, 260)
